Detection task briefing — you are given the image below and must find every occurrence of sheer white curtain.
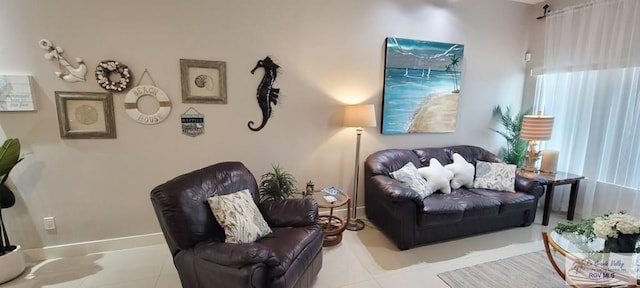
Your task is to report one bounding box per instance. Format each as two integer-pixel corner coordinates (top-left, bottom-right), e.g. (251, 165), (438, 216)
(534, 0), (640, 218)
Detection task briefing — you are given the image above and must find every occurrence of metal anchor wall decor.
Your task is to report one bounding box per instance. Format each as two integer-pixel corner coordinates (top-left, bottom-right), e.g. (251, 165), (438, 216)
(38, 39), (87, 83)
(248, 56), (280, 132)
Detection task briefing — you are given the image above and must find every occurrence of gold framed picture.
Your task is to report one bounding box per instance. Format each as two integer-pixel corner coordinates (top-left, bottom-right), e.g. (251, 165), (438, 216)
(54, 91), (116, 139)
(180, 59), (227, 104)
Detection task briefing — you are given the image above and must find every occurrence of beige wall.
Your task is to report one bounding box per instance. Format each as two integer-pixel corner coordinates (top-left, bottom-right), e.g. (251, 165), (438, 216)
(0, 0), (534, 249)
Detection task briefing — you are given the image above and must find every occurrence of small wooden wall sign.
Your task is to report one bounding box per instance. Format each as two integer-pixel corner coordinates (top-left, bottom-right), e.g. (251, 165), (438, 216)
(0, 75), (36, 111)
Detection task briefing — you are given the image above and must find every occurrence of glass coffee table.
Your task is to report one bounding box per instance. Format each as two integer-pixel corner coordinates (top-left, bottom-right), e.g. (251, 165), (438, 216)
(542, 231), (640, 287)
(311, 189), (350, 247)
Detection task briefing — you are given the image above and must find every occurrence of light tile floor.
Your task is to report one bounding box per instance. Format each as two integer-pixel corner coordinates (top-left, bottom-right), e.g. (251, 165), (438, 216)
(1, 209), (567, 288)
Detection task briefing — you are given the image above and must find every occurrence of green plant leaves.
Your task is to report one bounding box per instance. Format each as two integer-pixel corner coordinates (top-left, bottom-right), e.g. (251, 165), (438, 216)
(491, 106), (531, 167)
(259, 164), (298, 202)
(0, 139), (20, 177)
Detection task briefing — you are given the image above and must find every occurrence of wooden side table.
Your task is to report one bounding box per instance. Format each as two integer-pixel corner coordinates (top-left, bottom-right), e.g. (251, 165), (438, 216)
(311, 189), (350, 247)
(521, 171), (585, 226)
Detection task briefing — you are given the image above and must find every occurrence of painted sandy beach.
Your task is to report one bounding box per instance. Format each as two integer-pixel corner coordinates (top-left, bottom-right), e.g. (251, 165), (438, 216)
(408, 92), (459, 133)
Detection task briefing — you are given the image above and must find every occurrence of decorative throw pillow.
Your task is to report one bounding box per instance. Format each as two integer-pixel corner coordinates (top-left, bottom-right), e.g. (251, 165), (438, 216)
(390, 162), (434, 198)
(472, 161), (516, 192)
(207, 189), (272, 244)
(444, 153), (475, 189)
(418, 158), (454, 194)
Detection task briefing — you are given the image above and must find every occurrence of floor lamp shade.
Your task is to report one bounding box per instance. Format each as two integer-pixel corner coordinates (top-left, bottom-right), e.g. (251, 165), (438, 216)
(343, 104), (376, 231)
(344, 104), (377, 128)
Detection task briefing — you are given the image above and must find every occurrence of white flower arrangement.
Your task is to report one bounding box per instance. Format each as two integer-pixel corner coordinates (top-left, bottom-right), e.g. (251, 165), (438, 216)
(592, 212), (640, 239)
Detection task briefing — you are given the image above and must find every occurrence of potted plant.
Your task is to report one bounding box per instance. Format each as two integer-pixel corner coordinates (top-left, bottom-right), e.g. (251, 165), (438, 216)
(0, 138), (25, 283)
(259, 164), (298, 202)
(490, 106), (532, 167)
(555, 212), (640, 253)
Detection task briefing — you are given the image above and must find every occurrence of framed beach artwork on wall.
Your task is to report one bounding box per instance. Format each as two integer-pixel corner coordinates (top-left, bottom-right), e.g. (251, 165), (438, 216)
(381, 37), (464, 134)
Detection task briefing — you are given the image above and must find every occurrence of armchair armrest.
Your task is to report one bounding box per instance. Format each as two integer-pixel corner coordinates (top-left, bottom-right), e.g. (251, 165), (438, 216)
(194, 239), (278, 268)
(515, 174), (544, 198)
(369, 175), (424, 208)
(259, 198), (318, 227)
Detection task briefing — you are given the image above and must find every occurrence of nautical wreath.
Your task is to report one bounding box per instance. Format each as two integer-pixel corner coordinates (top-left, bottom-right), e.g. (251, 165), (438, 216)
(95, 60), (131, 92)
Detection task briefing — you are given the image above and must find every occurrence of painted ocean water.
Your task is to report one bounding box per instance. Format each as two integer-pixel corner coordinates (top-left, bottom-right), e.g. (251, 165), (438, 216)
(381, 67), (460, 134)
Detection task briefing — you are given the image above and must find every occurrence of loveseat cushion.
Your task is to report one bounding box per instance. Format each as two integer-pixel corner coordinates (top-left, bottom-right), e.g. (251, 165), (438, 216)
(367, 149), (423, 176)
(413, 148), (452, 167)
(419, 189), (501, 227)
(256, 225), (323, 278)
(193, 240), (276, 267)
(260, 198), (318, 227)
(467, 188), (536, 213)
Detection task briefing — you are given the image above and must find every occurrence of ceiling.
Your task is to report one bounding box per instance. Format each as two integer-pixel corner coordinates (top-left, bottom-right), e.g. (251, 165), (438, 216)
(512, 0), (545, 4)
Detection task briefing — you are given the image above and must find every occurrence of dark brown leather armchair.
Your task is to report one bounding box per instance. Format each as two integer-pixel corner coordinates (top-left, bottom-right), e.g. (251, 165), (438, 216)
(150, 162), (323, 288)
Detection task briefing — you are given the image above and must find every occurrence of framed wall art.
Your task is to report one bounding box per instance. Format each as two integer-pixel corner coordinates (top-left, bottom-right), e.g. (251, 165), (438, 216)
(54, 91), (116, 139)
(180, 59), (227, 104)
(0, 75), (36, 111)
(381, 37), (464, 134)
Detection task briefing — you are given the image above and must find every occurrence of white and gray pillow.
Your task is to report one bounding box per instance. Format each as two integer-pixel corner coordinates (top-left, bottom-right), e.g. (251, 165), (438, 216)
(472, 161), (516, 192)
(208, 189), (272, 243)
(390, 162), (434, 198)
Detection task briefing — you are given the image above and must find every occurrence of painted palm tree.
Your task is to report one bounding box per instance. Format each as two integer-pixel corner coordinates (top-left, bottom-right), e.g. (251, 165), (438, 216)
(445, 54), (461, 93)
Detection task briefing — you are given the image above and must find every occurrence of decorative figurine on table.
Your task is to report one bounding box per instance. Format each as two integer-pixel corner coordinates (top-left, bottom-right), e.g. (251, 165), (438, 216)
(248, 56), (280, 132)
(304, 180), (315, 197)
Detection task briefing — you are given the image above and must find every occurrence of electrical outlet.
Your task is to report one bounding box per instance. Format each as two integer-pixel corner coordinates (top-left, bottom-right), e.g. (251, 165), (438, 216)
(43, 217), (55, 230)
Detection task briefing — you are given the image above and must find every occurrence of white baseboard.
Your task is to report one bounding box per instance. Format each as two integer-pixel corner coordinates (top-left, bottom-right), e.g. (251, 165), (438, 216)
(22, 207), (367, 262)
(23, 233), (166, 262)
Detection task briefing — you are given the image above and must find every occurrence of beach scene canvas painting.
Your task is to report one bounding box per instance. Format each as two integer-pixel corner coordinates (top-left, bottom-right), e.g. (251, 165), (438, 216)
(381, 37), (464, 134)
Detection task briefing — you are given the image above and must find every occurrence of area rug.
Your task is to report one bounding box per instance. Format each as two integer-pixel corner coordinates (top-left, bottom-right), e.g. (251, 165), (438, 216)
(437, 251), (569, 288)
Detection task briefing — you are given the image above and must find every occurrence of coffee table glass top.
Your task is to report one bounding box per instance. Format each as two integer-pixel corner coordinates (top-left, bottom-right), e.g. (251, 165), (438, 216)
(547, 231), (640, 285)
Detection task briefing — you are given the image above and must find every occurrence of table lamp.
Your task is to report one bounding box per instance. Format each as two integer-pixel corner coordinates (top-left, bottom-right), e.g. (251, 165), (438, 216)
(343, 104), (376, 231)
(520, 113), (554, 172)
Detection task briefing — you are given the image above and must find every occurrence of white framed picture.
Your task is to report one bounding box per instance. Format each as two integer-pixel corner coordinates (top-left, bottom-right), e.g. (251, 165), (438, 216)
(0, 75), (36, 111)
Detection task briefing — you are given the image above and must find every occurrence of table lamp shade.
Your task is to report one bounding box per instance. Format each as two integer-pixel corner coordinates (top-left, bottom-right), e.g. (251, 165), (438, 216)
(520, 115), (554, 140)
(344, 104), (377, 128)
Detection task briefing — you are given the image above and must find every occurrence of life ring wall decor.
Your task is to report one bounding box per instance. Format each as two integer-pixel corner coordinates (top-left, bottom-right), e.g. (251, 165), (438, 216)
(96, 60), (131, 92)
(124, 85), (171, 125)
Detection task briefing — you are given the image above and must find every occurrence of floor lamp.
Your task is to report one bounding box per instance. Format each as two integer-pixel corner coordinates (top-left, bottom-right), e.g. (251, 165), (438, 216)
(343, 104), (377, 231)
(520, 113), (554, 172)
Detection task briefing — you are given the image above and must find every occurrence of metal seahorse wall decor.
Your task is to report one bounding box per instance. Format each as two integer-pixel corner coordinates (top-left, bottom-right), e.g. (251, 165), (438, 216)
(248, 56), (280, 132)
(38, 39), (87, 82)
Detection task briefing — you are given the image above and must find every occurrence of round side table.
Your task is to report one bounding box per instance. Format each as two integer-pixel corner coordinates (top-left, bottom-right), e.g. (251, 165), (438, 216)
(311, 189), (350, 247)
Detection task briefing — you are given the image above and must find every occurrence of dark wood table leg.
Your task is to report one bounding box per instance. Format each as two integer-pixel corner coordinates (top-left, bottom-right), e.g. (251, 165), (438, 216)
(567, 180), (580, 221)
(543, 183), (555, 226)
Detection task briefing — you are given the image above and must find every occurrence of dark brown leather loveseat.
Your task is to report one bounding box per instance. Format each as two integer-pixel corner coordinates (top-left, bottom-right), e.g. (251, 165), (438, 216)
(364, 145), (544, 250)
(150, 162), (323, 288)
